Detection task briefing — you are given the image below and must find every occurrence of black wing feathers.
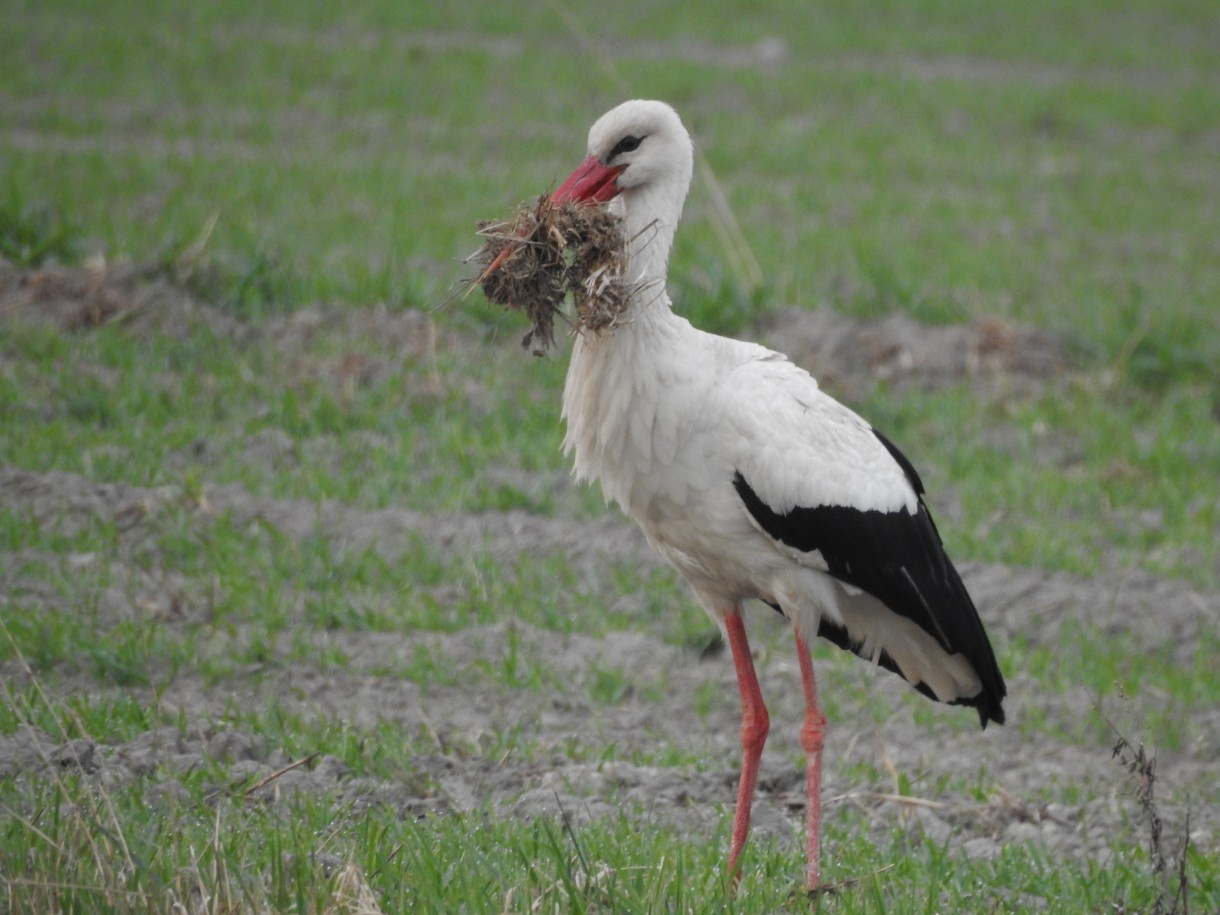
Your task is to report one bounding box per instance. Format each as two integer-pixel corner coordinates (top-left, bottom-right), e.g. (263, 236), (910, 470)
(733, 435), (1006, 728)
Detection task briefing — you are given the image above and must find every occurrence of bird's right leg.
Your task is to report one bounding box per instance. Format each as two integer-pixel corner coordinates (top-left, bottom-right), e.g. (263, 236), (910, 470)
(794, 629), (828, 891)
(723, 607), (769, 885)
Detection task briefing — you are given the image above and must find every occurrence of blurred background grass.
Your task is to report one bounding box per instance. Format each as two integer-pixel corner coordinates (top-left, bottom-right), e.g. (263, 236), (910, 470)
(3, 1), (1217, 363)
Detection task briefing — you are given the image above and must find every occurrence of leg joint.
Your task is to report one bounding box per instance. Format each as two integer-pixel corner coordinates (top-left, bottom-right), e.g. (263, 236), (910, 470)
(740, 707), (770, 752)
(800, 710), (827, 755)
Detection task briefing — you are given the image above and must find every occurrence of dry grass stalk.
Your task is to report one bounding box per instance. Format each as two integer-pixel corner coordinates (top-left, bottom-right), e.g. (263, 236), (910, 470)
(1111, 729), (1192, 915)
(471, 196), (631, 355)
(322, 861), (386, 915)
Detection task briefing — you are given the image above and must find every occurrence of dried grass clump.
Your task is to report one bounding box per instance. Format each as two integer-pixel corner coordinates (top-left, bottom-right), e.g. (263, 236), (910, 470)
(471, 196), (631, 355)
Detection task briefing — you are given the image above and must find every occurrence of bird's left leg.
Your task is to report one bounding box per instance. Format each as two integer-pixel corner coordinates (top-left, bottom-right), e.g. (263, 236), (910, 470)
(794, 629), (828, 891)
(723, 607), (769, 886)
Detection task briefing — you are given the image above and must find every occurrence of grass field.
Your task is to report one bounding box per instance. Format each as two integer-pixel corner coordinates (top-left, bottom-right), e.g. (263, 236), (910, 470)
(2, 0), (1219, 912)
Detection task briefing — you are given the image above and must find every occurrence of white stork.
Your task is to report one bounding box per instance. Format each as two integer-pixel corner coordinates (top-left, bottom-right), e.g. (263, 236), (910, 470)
(523, 99), (1007, 891)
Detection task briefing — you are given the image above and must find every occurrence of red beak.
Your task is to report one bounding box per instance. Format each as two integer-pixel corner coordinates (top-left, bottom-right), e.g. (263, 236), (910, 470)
(479, 156), (624, 283)
(552, 155), (625, 205)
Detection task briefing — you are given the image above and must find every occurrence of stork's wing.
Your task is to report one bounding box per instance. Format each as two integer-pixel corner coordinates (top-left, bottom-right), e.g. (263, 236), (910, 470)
(723, 355), (917, 515)
(723, 355), (1006, 726)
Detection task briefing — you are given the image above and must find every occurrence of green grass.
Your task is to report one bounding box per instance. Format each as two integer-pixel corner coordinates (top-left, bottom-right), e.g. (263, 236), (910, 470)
(3, 1), (1218, 365)
(0, 185), (80, 266)
(0, 721), (1211, 914)
(2, 0), (1219, 911)
(1016, 621), (1220, 754)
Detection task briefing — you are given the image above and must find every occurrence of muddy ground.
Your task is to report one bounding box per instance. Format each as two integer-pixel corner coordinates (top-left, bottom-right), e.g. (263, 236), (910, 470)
(1, 263), (1216, 875)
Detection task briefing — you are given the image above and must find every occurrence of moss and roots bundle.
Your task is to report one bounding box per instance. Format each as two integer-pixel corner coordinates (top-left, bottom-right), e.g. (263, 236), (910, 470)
(472, 196), (632, 355)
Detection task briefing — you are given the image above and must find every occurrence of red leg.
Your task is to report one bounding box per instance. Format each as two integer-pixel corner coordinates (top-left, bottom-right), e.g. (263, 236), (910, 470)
(723, 609), (769, 886)
(794, 629), (828, 891)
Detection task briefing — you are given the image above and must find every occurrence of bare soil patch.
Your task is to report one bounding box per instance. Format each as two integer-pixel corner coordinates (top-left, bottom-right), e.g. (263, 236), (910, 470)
(758, 306), (1069, 396)
(2, 259), (1067, 393)
(2, 465), (1216, 867)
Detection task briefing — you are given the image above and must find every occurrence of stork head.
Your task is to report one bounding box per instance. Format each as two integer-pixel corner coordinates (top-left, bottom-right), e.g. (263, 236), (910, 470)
(553, 100), (694, 213)
(553, 100), (694, 283)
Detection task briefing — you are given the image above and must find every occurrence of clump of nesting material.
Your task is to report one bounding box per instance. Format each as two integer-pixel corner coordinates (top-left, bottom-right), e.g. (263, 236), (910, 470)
(472, 196), (631, 355)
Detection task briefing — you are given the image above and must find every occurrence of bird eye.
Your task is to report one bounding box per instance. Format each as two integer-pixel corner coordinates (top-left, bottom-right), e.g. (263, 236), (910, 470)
(608, 135), (644, 161)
